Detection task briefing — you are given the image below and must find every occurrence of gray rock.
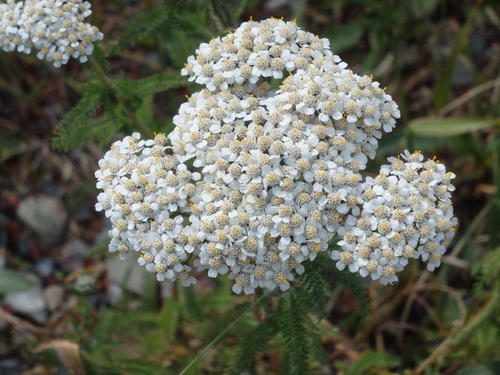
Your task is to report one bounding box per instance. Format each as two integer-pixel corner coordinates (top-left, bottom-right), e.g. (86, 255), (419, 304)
(16, 196), (67, 245)
(34, 258), (56, 277)
(107, 255), (153, 295)
(4, 289), (47, 324)
(60, 240), (89, 273)
(161, 281), (174, 299)
(107, 281), (123, 305)
(44, 285), (65, 311)
(0, 358), (24, 375)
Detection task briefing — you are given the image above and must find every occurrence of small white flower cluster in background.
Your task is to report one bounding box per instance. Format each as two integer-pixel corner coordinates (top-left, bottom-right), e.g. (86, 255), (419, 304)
(96, 18), (457, 294)
(0, 0), (103, 67)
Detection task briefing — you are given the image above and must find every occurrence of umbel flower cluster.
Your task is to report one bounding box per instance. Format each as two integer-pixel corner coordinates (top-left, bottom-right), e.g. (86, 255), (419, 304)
(0, 0), (103, 67)
(96, 18), (456, 294)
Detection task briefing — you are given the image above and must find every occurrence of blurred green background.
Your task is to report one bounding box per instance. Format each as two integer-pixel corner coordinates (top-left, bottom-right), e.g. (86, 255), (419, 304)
(0, 0), (499, 374)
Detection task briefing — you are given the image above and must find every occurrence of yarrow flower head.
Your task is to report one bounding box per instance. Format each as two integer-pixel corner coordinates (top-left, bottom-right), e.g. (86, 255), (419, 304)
(95, 132), (199, 286)
(96, 18), (456, 294)
(331, 151), (456, 284)
(0, 0), (103, 67)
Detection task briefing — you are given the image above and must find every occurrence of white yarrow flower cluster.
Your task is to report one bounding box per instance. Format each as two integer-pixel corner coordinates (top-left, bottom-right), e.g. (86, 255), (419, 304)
(0, 0), (103, 67)
(331, 151), (457, 285)
(96, 18), (456, 294)
(95, 132), (198, 287)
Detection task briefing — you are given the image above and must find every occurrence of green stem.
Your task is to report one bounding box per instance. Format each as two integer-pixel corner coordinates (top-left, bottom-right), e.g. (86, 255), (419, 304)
(450, 284), (500, 345)
(292, 0), (308, 26)
(179, 294), (268, 375)
(382, 0), (411, 150)
(89, 55), (153, 137)
(489, 144), (500, 249)
(414, 283), (500, 375)
(434, 0), (483, 110)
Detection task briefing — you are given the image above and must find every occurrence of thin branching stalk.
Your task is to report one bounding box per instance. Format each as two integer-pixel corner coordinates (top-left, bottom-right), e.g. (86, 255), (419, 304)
(412, 284), (500, 375)
(179, 294), (268, 375)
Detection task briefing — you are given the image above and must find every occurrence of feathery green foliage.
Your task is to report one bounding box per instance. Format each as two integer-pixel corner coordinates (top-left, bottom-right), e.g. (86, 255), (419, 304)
(296, 265), (329, 318)
(136, 94), (155, 128)
(225, 252), (369, 374)
(316, 252), (370, 320)
(60, 113), (117, 151)
(226, 314), (280, 374)
(51, 91), (103, 151)
(91, 42), (109, 72)
(308, 329), (329, 365)
(109, 0), (184, 56)
(51, 71), (189, 150)
(475, 247), (500, 289)
(132, 72), (189, 96)
(277, 294), (310, 375)
(204, 0), (237, 32)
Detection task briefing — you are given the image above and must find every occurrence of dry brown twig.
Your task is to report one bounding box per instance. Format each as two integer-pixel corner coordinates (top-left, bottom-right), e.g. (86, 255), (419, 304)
(34, 340), (86, 375)
(0, 308), (48, 336)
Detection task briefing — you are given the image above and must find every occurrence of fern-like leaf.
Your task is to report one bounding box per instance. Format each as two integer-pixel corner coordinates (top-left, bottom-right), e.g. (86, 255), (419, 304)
(86, 114), (119, 148)
(297, 265), (329, 318)
(133, 72), (188, 96)
(277, 295), (310, 375)
(477, 247), (500, 287)
(308, 329), (328, 365)
(58, 113), (117, 151)
(91, 41), (109, 71)
(316, 252), (370, 320)
(52, 92), (103, 151)
(136, 94), (154, 128)
(226, 315), (279, 375)
(109, 0), (184, 56)
(307, 315), (340, 341)
(163, 28), (199, 68)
